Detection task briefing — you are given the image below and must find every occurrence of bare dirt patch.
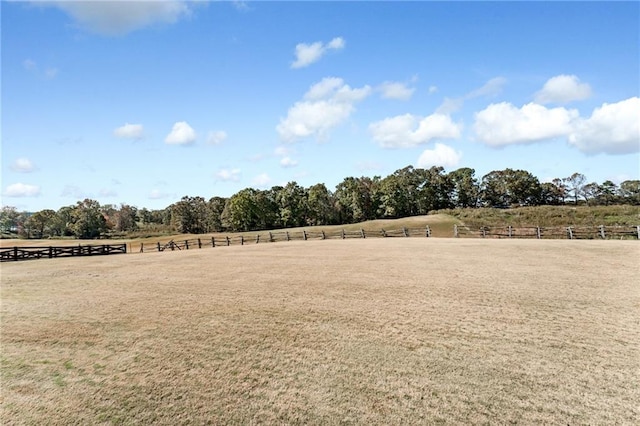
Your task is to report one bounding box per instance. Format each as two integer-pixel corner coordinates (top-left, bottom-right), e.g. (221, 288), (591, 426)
(1, 239), (638, 424)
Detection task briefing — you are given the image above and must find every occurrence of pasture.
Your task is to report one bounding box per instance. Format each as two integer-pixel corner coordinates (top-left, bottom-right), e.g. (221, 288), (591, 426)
(1, 238), (638, 424)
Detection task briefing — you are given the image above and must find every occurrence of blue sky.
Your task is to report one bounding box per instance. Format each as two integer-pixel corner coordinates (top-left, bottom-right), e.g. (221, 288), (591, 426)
(2, 0), (639, 212)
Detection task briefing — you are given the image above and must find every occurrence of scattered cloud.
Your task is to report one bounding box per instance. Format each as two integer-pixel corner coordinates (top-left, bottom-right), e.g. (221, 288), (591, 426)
(356, 161), (383, 172)
(473, 102), (578, 147)
(149, 189), (171, 200)
(40, 0), (192, 36)
(291, 36), (345, 69)
(165, 121), (196, 145)
(277, 77), (371, 142)
(114, 123), (144, 140)
(99, 188), (118, 197)
(11, 158), (36, 173)
(428, 85), (438, 94)
(252, 173), (271, 188)
(437, 76), (506, 114)
(378, 81), (415, 101)
(280, 157), (298, 168)
(61, 185), (89, 199)
(3, 183), (41, 198)
(206, 130), (227, 145)
(568, 97), (640, 154)
(369, 113), (462, 148)
(534, 74), (592, 104)
(215, 168), (241, 182)
(417, 143), (462, 168)
(22, 59), (58, 79)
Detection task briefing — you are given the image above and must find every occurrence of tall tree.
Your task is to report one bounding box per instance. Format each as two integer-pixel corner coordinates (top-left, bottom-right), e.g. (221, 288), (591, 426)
(0, 206), (20, 234)
(307, 183), (336, 225)
(565, 172), (586, 205)
(171, 196), (209, 234)
(618, 180), (640, 205)
(449, 167), (479, 208)
(71, 199), (108, 239)
(25, 209), (56, 238)
(207, 196), (227, 232)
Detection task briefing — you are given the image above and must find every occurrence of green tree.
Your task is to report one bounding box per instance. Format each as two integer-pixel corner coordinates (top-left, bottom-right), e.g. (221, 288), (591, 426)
(71, 199), (108, 239)
(275, 182), (308, 228)
(449, 167), (479, 208)
(207, 197), (227, 232)
(0, 206), (20, 234)
(565, 172), (586, 205)
(114, 204), (139, 232)
(171, 196), (209, 234)
(25, 209), (56, 238)
(306, 183), (336, 225)
(618, 180), (640, 205)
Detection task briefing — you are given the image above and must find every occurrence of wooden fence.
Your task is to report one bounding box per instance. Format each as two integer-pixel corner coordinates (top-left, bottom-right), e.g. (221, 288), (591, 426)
(453, 225), (640, 240)
(138, 224), (639, 253)
(0, 243), (127, 262)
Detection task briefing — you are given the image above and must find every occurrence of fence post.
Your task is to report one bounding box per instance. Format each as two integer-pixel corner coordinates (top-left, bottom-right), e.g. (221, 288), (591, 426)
(454, 225), (458, 238)
(360, 229), (365, 239)
(185, 240), (189, 249)
(403, 227), (408, 237)
(303, 230), (307, 241)
(481, 227), (486, 238)
(599, 225), (605, 239)
(321, 230), (326, 240)
(536, 227), (541, 239)
(286, 231), (290, 241)
(198, 238), (202, 249)
(508, 226), (512, 238)
(567, 227), (573, 240)
(212, 237), (216, 247)
(256, 235), (260, 243)
(269, 232), (274, 242)
(342, 229), (346, 239)
(426, 226), (431, 237)
(381, 228), (387, 237)
(226, 236), (230, 246)
(241, 235), (244, 245)
(636, 225), (639, 240)
(13, 247), (18, 261)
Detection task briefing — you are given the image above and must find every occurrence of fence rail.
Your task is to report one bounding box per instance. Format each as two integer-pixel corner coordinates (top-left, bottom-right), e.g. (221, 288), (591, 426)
(0, 243), (127, 262)
(138, 224), (638, 254)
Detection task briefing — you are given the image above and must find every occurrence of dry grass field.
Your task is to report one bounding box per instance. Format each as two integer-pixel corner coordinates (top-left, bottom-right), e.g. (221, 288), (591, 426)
(1, 238), (638, 424)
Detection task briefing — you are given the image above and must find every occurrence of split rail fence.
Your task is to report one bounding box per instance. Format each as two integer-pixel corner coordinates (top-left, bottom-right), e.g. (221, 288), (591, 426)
(137, 224), (639, 254)
(0, 243), (127, 262)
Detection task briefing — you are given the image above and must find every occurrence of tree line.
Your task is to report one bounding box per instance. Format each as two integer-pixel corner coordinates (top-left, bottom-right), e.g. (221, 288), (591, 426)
(2, 166), (639, 239)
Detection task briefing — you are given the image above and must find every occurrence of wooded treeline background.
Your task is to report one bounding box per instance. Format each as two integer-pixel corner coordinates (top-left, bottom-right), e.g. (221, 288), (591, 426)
(2, 166), (639, 239)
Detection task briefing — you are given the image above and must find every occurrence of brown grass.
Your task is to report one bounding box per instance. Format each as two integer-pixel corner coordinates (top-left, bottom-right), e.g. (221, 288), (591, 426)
(1, 239), (638, 424)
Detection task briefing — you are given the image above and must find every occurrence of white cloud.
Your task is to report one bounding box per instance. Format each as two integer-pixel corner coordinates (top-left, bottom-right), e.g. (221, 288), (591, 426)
(535, 74), (592, 104)
(3, 183), (41, 198)
(417, 143), (462, 169)
(291, 36), (345, 69)
(467, 77), (507, 99)
(473, 102), (578, 147)
(99, 188), (117, 197)
(280, 157), (298, 168)
(61, 185), (89, 199)
(23, 59), (36, 71)
(369, 113), (462, 148)
(356, 161), (383, 172)
(436, 76), (506, 114)
(252, 173), (271, 188)
(165, 121), (196, 145)
(379, 81), (415, 101)
(43, 0), (192, 36)
(428, 85), (438, 94)
(44, 67), (59, 79)
(207, 130), (227, 145)
(215, 168), (241, 182)
(11, 158), (36, 173)
(114, 123), (144, 140)
(568, 97), (640, 154)
(277, 77), (371, 142)
(149, 189), (171, 200)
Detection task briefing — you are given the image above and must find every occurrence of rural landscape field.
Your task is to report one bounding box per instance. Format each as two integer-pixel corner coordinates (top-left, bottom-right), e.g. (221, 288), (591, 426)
(2, 238), (638, 424)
